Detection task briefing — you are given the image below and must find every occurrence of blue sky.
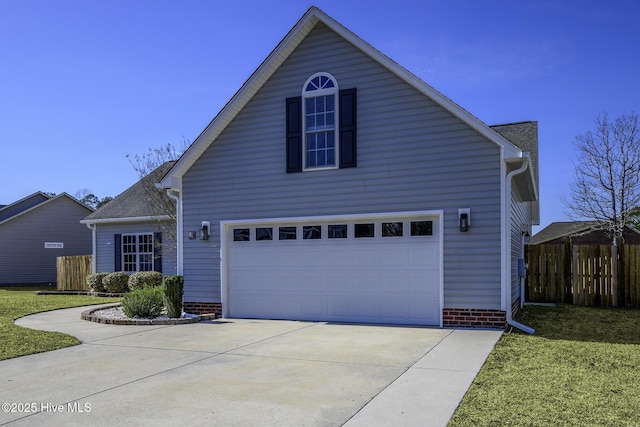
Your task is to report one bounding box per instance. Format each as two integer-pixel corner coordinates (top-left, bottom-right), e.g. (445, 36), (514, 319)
(1, 0), (638, 232)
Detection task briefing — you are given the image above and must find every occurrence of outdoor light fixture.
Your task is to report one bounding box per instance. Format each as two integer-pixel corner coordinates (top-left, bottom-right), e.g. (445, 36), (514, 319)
(458, 208), (471, 232)
(199, 221), (210, 240)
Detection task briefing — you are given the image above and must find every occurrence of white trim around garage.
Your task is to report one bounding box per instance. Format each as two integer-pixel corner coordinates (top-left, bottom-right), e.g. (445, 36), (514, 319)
(220, 209), (444, 326)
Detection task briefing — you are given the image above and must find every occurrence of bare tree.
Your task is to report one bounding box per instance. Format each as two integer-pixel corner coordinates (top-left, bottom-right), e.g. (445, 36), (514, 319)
(564, 112), (640, 245)
(126, 140), (188, 244)
(74, 188), (112, 209)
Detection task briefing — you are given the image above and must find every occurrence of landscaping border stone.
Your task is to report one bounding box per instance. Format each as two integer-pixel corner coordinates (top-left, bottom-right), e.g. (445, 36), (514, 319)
(81, 303), (218, 325)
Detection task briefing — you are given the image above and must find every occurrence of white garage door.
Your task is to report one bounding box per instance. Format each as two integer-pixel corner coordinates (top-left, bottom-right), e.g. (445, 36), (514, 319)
(223, 213), (441, 325)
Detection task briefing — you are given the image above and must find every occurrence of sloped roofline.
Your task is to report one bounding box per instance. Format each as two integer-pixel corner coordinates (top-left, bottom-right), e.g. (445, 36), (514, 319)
(159, 6), (523, 190)
(0, 192), (93, 226)
(0, 191), (50, 213)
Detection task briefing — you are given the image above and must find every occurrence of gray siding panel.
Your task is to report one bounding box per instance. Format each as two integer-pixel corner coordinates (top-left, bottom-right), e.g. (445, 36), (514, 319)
(94, 222), (177, 276)
(0, 197), (92, 284)
(510, 187), (533, 304)
(181, 23), (502, 309)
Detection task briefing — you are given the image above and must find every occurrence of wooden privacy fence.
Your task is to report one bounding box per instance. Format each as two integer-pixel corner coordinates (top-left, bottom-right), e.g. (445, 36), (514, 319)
(525, 244), (640, 308)
(56, 255), (92, 291)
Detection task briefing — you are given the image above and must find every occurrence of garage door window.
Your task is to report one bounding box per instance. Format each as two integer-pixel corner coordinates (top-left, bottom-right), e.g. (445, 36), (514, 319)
(257, 227), (273, 241)
(354, 223), (374, 238)
(279, 226), (297, 240)
(303, 225), (321, 239)
(382, 222), (403, 237)
(233, 228), (250, 241)
(411, 221), (433, 236)
(328, 224), (347, 239)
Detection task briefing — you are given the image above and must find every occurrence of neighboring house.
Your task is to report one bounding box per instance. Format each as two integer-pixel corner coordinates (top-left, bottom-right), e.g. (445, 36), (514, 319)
(81, 162), (177, 276)
(532, 221), (640, 245)
(0, 192), (93, 285)
(158, 7), (539, 328)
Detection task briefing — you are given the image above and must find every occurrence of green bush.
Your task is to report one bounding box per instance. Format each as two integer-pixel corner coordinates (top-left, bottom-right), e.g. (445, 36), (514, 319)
(128, 271), (163, 290)
(102, 272), (130, 293)
(122, 287), (164, 318)
(86, 272), (109, 293)
(163, 275), (184, 318)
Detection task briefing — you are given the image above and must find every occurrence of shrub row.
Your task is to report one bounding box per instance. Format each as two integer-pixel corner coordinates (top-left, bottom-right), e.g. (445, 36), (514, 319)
(86, 272), (184, 319)
(86, 271), (163, 293)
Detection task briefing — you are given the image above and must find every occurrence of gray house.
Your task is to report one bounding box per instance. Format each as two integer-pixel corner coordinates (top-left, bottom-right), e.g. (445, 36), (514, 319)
(158, 7), (539, 328)
(0, 192), (93, 285)
(81, 162), (177, 276)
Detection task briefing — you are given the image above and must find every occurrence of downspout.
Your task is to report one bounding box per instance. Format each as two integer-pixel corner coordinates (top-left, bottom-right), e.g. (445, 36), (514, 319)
(84, 223), (97, 273)
(505, 158), (535, 334)
(166, 189), (183, 275)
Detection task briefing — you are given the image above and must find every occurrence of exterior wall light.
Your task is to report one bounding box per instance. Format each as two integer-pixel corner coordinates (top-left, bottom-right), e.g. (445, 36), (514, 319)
(200, 221), (210, 240)
(458, 208), (471, 232)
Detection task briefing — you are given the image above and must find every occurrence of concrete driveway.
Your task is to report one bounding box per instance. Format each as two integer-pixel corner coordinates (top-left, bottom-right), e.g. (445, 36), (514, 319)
(1, 305), (501, 426)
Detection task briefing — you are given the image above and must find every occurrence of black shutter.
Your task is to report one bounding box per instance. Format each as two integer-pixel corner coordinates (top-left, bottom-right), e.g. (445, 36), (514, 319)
(114, 234), (122, 271)
(286, 96), (302, 173)
(153, 232), (162, 273)
(339, 88), (357, 169)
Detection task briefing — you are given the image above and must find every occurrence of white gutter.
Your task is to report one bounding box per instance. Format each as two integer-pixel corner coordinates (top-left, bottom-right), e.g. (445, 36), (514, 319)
(166, 190), (183, 275)
(505, 157), (535, 334)
(81, 215), (171, 225)
(84, 223), (97, 273)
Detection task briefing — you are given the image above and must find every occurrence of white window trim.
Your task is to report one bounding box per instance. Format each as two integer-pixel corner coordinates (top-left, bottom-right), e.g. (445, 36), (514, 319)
(122, 233), (154, 273)
(302, 72), (339, 171)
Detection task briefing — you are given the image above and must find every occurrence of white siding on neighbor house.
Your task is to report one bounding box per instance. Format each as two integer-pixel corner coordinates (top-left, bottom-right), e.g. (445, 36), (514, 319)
(94, 221), (177, 277)
(0, 197), (92, 284)
(181, 22), (503, 309)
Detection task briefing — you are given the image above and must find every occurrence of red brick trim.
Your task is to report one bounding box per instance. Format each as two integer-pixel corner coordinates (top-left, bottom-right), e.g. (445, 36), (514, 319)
(183, 302), (222, 317)
(442, 308), (506, 329)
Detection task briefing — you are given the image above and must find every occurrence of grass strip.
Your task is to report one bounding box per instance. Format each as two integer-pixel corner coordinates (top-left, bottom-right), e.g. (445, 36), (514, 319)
(0, 287), (120, 361)
(449, 304), (640, 426)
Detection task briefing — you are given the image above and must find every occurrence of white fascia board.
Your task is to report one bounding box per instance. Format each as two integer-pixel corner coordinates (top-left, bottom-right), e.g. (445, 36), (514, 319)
(80, 215), (171, 225)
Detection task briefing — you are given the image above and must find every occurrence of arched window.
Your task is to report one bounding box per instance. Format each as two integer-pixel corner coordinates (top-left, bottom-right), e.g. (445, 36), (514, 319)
(302, 72), (339, 169)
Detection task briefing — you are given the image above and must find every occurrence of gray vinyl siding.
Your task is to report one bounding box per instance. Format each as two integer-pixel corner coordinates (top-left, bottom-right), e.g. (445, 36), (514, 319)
(94, 221), (177, 276)
(181, 22), (503, 309)
(0, 197), (92, 284)
(510, 186), (533, 304)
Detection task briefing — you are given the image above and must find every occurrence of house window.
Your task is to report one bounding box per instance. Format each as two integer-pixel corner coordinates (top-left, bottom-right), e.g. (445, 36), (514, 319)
(303, 73), (338, 169)
(122, 233), (154, 272)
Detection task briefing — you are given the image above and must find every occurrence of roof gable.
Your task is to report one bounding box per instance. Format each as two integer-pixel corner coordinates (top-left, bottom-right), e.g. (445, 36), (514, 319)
(0, 193), (92, 226)
(0, 192), (50, 222)
(160, 6), (523, 190)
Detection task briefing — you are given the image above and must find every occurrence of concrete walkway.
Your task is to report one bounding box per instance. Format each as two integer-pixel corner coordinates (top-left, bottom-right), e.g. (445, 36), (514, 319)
(1, 305), (501, 426)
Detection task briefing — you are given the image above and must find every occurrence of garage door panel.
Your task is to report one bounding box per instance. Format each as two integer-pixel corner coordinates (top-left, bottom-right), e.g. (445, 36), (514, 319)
(326, 249), (352, 266)
(226, 215), (441, 325)
(353, 248), (380, 266)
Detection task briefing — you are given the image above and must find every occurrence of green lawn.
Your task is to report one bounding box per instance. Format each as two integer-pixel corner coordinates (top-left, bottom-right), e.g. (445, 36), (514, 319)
(449, 304), (640, 426)
(0, 287), (120, 361)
